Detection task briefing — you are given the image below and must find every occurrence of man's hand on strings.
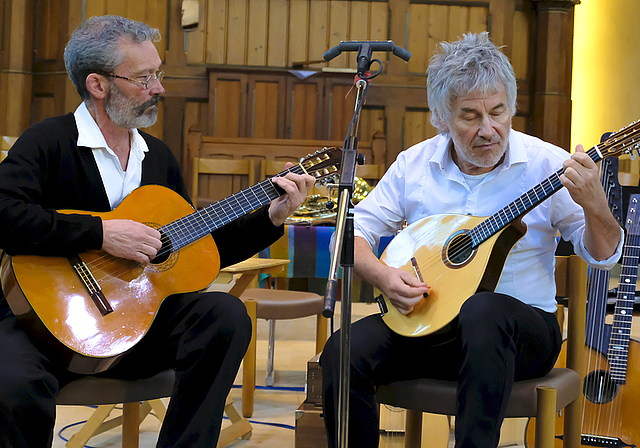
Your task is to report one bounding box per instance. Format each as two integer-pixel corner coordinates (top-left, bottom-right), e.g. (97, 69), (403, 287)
(268, 162), (316, 226)
(102, 219), (162, 264)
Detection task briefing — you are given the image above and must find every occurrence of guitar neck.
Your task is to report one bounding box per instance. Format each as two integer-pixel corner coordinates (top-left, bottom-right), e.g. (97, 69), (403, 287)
(160, 164), (306, 250)
(469, 147), (602, 247)
(608, 231), (640, 383)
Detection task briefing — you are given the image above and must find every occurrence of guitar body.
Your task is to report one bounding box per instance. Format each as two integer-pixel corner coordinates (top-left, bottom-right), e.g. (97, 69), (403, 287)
(525, 339), (640, 448)
(380, 213), (526, 337)
(1, 185), (220, 374)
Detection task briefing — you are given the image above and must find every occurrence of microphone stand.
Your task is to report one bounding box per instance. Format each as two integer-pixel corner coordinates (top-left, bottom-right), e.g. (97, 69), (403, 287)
(323, 78), (367, 448)
(322, 40), (409, 448)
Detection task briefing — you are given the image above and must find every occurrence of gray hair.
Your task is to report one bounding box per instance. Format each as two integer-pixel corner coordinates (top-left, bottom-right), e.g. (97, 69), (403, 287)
(64, 15), (160, 100)
(427, 32), (517, 133)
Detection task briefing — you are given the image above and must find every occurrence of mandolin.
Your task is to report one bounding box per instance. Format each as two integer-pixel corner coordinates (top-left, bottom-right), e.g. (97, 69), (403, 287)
(377, 121), (640, 338)
(0, 147), (342, 374)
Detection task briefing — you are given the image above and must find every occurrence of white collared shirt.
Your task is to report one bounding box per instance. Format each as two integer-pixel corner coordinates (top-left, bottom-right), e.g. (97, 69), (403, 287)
(354, 130), (624, 312)
(74, 103), (148, 210)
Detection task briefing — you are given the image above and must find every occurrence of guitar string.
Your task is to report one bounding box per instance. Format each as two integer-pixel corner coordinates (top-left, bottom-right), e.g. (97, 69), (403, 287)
(605, 234), (639, 437)
(80, 160), (327, 285)
(582, 163), (616, 437)
(83, 171), (292, 283)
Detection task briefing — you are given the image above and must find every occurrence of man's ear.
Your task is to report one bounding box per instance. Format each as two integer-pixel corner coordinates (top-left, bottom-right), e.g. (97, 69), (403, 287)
(85, 73), (108, 100)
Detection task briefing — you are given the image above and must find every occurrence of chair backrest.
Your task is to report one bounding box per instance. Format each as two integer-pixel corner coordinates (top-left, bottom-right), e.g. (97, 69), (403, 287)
(554, 254), (588, 378)
(0, 135), (17, 161)
(192, 157), (257, 209)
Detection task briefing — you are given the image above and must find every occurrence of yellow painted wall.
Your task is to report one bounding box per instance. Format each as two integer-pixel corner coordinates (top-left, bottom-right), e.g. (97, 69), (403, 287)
(571, 1), (640, 152)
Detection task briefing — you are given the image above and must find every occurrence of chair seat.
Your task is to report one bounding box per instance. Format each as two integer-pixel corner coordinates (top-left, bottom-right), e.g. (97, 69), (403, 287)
(241, 288), (324, 320)
(376, 367), (580, 417)
(57, 369), (176, 406)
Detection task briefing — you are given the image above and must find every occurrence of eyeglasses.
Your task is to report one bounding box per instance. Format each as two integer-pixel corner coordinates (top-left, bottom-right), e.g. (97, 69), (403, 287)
(98, 70), (165, 89)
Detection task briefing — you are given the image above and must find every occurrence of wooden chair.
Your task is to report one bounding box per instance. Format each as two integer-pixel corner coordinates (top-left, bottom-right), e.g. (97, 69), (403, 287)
(375, 254), (588, 448)
(191, 157), (257, 209)
(192, 156), (328, 418)
(57, 369), (251, 448)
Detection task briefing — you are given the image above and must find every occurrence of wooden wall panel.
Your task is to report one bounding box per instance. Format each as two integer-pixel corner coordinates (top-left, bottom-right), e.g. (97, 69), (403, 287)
(327, 1), (349, 69)
(196, 0), (390, 68)
(308, 1), (329, 68)
(290, 82), (320, 139)
(227, 0), (248, 65)
(211, 78), (243, 136)
(407, 3), (489, 74)
(205, 0), (226, 64)
(105, 0), (128, 18)
(288, 0), (309, 65)
(267, 0), (288, 66)
(251, 80), (281, 137)
(247, 0), (269, 66)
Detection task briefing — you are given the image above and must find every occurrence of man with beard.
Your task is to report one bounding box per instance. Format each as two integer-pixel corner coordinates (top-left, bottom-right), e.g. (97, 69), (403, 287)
(321, 32), (623, 448)
(0, 15), (314, 448)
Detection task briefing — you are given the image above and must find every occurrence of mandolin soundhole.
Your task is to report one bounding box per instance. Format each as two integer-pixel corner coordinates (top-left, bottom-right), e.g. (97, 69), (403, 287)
(583, 370), (619, 404)
(444, 231), (474, 267)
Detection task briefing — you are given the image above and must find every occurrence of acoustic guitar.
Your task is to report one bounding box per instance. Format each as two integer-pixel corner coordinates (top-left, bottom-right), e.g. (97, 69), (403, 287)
(0, 147), (342, 374)
(377, 121), (640, 338)
(526, 193), (640, 448)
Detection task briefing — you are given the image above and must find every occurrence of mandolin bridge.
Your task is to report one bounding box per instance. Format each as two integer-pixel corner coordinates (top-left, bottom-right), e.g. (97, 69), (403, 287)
(68, 256), (113, 316)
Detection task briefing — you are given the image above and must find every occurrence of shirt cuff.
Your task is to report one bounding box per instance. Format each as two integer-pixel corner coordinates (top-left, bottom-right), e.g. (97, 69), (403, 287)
(577, 228), (624, 270)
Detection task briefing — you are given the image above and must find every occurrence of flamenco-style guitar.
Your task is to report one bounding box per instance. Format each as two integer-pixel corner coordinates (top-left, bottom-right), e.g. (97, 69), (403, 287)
(377, 121), (640, 337)
(526, 193), (640, 448)
(0, 147), (342, 374)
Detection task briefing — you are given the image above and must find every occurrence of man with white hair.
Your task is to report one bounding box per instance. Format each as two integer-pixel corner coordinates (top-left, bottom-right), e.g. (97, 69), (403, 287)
(321, 32), (622, 448)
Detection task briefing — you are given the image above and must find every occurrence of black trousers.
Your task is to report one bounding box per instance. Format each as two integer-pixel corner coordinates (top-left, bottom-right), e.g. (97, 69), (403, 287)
(0, 291), (252, 448)
(320, 292), (562, 448)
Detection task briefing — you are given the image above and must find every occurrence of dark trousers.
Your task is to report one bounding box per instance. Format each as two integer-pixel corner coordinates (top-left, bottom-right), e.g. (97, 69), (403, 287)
(0, 291), (252, 448)
(320, 292), (562, 448)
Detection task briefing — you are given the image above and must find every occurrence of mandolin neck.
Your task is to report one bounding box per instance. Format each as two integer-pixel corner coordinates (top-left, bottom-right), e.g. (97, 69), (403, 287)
(469, 146), (602, 248)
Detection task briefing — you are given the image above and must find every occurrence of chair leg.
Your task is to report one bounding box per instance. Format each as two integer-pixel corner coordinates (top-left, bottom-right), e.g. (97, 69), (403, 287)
(66, 405), (116, 448)
(404, 409), (423, 448)
(266, 319), (276, 386)
(534, 386), (557, 448)
(243, 300), (258, 418)
(122, 401), (141, 448)
(315, 314), (328, 355)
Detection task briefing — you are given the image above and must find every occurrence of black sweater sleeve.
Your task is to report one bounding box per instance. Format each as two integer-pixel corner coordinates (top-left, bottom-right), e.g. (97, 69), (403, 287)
(0, 115), (105, 256)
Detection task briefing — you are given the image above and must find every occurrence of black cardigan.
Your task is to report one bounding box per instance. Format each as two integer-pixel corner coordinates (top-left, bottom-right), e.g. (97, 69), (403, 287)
(0, 113), (283, 310)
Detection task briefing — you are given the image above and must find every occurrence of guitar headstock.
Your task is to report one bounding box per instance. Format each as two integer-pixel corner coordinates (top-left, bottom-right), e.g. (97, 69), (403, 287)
(598, 121), (640, 159)
(625, 194), (640, 235)
(299, 147), (342, 186)
(601, 157), (623, 225)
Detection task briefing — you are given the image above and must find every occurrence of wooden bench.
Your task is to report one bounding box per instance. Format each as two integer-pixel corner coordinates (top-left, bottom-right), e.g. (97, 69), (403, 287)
(186, 129), (386, 203)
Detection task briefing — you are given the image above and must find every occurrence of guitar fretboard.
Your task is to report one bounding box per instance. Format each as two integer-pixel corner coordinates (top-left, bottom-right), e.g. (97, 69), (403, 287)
(159, 164), (306, 251)
(608, 232), (640, 383)
(468, 147), (602, 247)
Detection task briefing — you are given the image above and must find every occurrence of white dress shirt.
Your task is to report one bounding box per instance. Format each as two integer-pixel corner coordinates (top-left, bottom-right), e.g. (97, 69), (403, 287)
(354, 130), (623, 312)
(74, 103), (148, 210)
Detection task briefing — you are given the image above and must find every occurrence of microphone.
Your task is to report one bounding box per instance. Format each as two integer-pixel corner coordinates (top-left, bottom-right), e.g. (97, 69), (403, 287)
(323, 40), (411, 76)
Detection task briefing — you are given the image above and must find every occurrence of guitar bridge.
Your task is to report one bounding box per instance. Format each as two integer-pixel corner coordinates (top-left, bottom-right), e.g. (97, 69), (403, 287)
(69, 256), (113, 316)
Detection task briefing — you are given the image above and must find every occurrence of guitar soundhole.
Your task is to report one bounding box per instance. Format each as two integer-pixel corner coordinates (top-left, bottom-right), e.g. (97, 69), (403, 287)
(583, 370), (619, 404)
(151, 230), (174, 265)
(445, 231), (474, 267)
